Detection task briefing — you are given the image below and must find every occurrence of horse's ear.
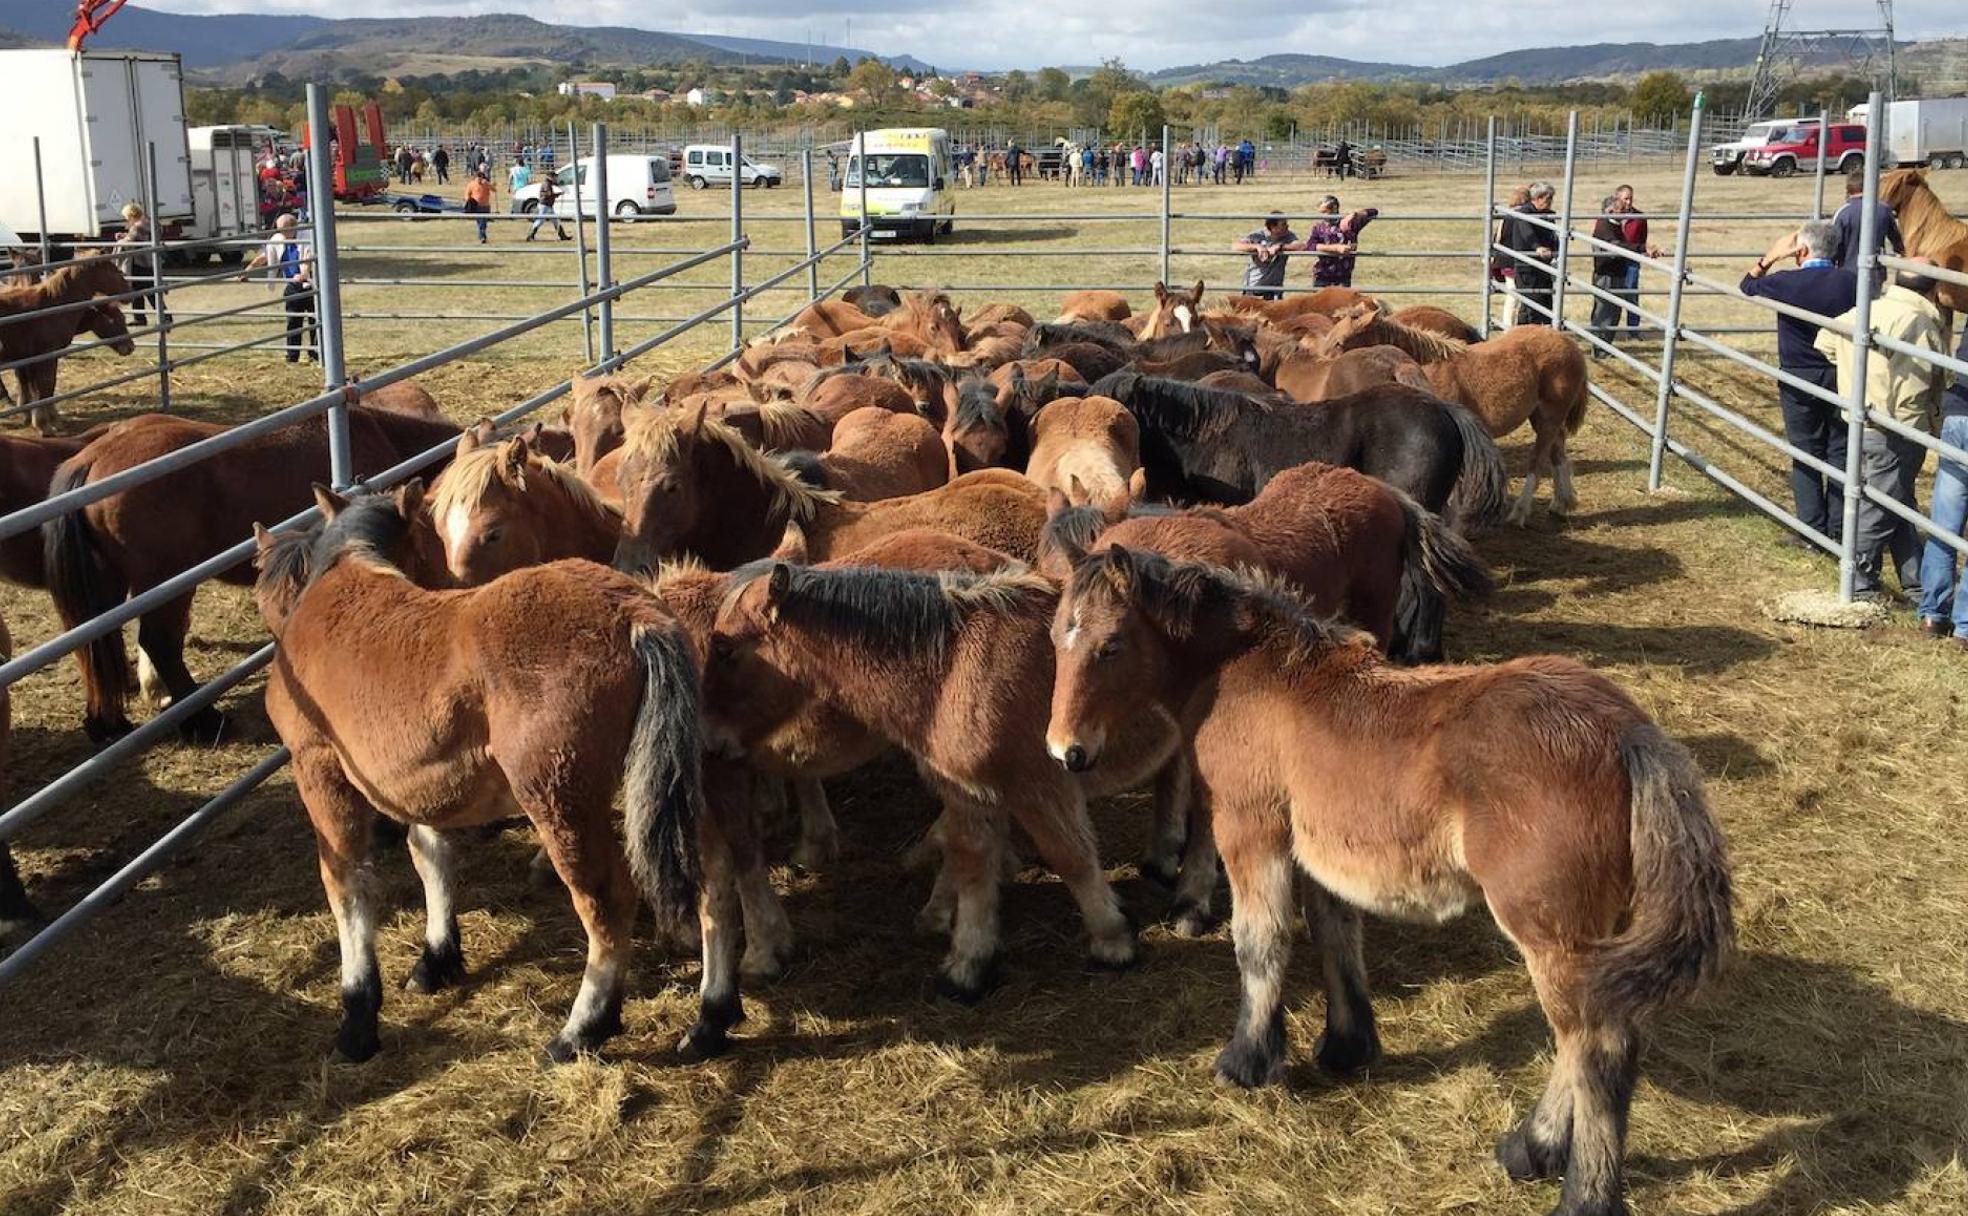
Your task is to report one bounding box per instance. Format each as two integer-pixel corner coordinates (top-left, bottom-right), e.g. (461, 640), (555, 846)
(521, 420), (545, 448)
(1033, 369), (1059, 402)
(766, 561), (793, 602)
(1189, 280), (1205, 305)
(1153, 281), (1169, 303)
(312, 483), (349, 521)
(252, 522), (277, 557)
(1102, 543), (1136, 593)
(498, 436), (528, 481)
(1046, 485), (1073, 520)
(1065, 472), (1090, 505)
(685, 399), (711, 438)
(1127, 466), (1149, 502)
(456, 427), (482, 457)
(628, 374), (657, 403)
(392, 477), (425, 520)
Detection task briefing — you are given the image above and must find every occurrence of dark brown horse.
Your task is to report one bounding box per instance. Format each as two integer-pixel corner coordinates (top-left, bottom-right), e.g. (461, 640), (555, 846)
(0, 259), (134, 430)
(44, 406), (462, 742)
(0, 425), (114, 586)
(5, 300), (137, 435)
(1047, 549), (1733, 1216)
(253, 485), (704, 1063)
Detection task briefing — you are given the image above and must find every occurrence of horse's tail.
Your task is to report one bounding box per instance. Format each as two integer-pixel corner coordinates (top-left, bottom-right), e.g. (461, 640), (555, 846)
(42, 459), (131, 730)
(1560, 343), (1591, 436)
(1589, 722), (1735, 1024)
(623, 621), (704, 934)
(1397, 490), (1494, 605)
(1443, 403), (1508, 528)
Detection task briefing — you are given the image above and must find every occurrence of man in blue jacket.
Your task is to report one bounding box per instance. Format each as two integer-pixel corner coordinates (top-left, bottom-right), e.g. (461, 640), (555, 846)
(1740, 219), (1860, 545)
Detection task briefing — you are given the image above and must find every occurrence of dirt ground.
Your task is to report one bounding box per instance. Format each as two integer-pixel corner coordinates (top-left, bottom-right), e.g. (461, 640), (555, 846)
(2, 161), (1966, 1215)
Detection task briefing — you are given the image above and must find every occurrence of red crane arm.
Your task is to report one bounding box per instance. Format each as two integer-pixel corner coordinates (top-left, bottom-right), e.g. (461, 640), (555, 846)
(68, 0), (133, 52)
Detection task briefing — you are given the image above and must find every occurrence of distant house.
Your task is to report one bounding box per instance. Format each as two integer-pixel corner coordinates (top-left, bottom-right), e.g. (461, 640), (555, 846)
(685, 87), (719, 107)
(557, 81), (618, 101)
(641, 88), (672, 103)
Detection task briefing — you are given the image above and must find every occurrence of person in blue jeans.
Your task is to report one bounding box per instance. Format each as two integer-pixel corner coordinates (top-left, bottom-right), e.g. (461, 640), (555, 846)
(1919, 328), (1968, 645)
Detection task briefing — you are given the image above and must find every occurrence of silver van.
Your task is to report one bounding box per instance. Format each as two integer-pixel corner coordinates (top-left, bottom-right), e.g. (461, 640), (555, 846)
(681, 145), (783, 190)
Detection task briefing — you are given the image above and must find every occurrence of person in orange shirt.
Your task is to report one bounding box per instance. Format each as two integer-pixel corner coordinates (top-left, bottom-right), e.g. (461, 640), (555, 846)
(463, 170), (494, 244)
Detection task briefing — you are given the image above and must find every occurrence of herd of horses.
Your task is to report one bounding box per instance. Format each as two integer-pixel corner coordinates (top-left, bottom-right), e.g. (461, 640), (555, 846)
(0, 270), (1737, 1216)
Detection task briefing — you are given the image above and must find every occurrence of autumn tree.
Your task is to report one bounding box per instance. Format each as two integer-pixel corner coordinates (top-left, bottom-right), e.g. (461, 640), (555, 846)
(1632, 71), (1691, 124)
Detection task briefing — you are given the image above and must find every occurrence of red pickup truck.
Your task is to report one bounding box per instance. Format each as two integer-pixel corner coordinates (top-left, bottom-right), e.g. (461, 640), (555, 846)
(1740, 121), (1868, 178)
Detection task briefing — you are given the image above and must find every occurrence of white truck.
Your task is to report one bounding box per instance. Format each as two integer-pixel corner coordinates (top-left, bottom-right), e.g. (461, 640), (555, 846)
(0, 49), (193, 245)
(186, 124), (281, 264)
(1848, 97), (1968, 170)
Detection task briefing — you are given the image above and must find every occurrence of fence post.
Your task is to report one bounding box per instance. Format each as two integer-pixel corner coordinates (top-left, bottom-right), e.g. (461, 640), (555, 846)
(802, 147), (819, 299)
(1646, 92), (1706, 492)
(1812, 105), (1830, 221)
(303, 83), (350, 487)
(730, 133), (745, 353)
(568, 121), (594, 365)
(1480, 117), (1497, 336)
(857, 128), (871, 287)
(1159, 125), (1173, 287)
(31, 137), (51, 269)
(1551, 111), (1579, 331)
(1837, 90), (1887, 601)
(591, 123), (614, 360)
(139, 141), (171, 414)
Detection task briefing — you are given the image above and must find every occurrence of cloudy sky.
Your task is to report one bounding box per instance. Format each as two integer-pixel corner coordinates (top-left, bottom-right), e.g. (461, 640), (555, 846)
(142, 2), (1964, 72)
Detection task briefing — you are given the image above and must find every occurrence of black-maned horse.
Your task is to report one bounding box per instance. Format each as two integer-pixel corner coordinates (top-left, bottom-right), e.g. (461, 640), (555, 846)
(1087, 371), (1506, 661)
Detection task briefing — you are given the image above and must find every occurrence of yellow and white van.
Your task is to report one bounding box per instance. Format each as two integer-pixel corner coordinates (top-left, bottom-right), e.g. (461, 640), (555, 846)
(840, 128), (955, 243)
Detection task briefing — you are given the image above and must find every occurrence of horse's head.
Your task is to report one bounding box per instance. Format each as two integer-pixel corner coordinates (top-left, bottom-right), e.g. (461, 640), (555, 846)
(1878, 168), (1926, 212)
(252, 480), (427, 632)
(1144, 281), (1205, 339)
(948, 378), (1009, 472)
(1047, 544), (1184, 773)
(911, 291), (967, 352)
(430, 428), (595, 585)
(612, 401), (710, 575)
(1319, 301), (1381, 353)
(84, 302), (136, 356)
(566, 370), (651, 474)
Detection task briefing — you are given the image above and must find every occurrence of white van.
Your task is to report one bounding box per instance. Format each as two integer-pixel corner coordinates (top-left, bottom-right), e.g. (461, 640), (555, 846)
(510, 154), (676, 218)
(680, 145), (783, 190)
(840, 129), (955, 243)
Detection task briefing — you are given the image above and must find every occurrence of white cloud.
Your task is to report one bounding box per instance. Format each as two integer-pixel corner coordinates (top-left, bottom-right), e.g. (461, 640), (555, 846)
(137, 1), (1968, 73)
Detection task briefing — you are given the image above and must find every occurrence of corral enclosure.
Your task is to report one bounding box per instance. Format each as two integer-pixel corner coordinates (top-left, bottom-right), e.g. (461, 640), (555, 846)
(2, 118), (1967, 1215)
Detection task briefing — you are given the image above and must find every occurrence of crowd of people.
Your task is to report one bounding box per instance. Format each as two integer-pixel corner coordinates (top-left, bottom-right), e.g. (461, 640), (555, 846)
(949, 138), (1263, 187)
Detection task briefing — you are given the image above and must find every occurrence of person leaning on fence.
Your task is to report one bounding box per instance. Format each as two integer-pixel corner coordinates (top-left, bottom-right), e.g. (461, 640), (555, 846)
(1499, 182), (1558, 326)
(1740, 220), (1860, 547)
(246, 212), (317, 365)
(1831, 165), (1905, 286)
(526, 174), (571, 242)
(464, 170), (495, 245)
(1815, 258), (1951, 602)
(1234, 212), (1297, 301)
(115, 203), (169, 331)
(1918, 326), (1968, 646)
(1305, 196), (1376, 290)
(1588, 185), (1659, 354)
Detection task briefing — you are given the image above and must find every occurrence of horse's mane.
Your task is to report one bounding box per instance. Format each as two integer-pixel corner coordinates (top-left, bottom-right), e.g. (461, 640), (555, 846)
(774, 449), (830, 489)
(724, 560), (1052, 657)
(954, 379), (1006, 432)
(861, 353), (958, 397)
(749, 397), (830, 448)
(1027, 321), (1135, 356)
(1881, 170), (1968, 251)
(1037, 501), (1185, 568)
(256, 494), (413, 599)
(430, 442), (616, 530)
(1334, 310), (1468, 363)
(1069, 548), (1365, 662)
(1089, 371), (1259, 441)
(624, 407), (840, 521)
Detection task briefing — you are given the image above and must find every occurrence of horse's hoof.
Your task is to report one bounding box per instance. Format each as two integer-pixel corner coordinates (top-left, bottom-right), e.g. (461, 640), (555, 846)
(740, 941), (794, 984)
(1086, 936), (1139, 973)
(179, 708), (229, 747)
(541, 1021), (617, 1066)
(334, 1024), (380, 1063)
(1169, 899), (1219, 938)
(1138, 854), (1181, 889)
(676, 1023), (732, 1063)
(934, 955), (1000, 1006)
(83, 716), (135, 746)
(1314, 1028), (1382, 1075)
(404, 941), (465, 994)
(1213, 1039), (1286, 1089)
(1495, 1127), (1566, 1183)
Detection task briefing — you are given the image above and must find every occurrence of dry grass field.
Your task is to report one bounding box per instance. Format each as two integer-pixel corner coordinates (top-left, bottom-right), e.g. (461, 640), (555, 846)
(2, 160), (1966, 1215)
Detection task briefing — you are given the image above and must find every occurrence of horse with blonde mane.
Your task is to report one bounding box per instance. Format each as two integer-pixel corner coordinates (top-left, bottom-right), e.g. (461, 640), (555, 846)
(1879, 169), (1968, 330)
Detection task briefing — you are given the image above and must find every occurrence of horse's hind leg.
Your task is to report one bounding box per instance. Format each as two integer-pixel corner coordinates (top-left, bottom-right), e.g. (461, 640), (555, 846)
(930, 797), (1005, 1002)
(1010, 783), (1135, 970)
(1302, 881), (1380, 1073)
(791, 777), (839, 869)
(530, 794), (638, 1063)
(736, 768), (794, 981)
(1213, 796), (1295, 1088)
(1162, 753), (1223, 938)
(1140, 757), (1189, 889)
(0, 842), (41, 934)
(403, 825), (464, 994)
(1551, 431), (1579, 516)
(681, 760), (750, 1061)
(295, 753), (383, 1061)
(136, 592), (225, 744)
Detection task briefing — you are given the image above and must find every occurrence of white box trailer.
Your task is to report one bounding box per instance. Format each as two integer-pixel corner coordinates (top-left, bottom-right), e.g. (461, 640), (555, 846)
(0, 49), (193, 245)
(187, 125), (281, 264)
(1848, 97), (1968, 169)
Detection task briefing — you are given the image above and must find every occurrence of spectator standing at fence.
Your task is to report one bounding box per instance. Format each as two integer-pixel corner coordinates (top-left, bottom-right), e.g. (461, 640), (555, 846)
(1740, 220), (1858, 546)
(246, 212), (316, 364)
(1233, 211), (1298, 301)
(538, 142), (555, 173)
(1499, 182), (1558, 326)
(1918, 326), (1968, 645)
(1150, 146), (1165, 187)
(115, 203), (168, 332)
(432, 145), (450, 184)
(1303, 196), (1376, 290)
(1239, 138), (1256, 182)
(1334, 139), (1355, 181)
(526, 174), (570, 241)
(1007, 139), (1023, 186)
(1588, 186), (1658, 353)
(1831, 165), (1905, 284)
(464, 169), (494, 244)
(1816, 257), (1951, 600)
(508, 157), (532, 196)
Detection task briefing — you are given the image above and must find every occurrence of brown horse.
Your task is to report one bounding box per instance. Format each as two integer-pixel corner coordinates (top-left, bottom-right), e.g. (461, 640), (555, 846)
(1321, 305), (1590, 522)
(0, 258), (135, 420)
(1879, 169), (1968, 328)
(4, 298), (137, 435)
(611, 404), (1046, 573)
(1133, 281), (1205, 340)
(253, 485), (705, 1064)
(359, 379), (450, 425)
(789, 298), (881, 340)
(777, 406), (949, 501)
(1220, 286), (1373, 323)
(564, 371), (652, 474)
(968, 302), (1035, 331)
(429, 428), (622, 585)
(1389, 304), (1484, 344)
(1046, 550), (1733, 1216)
(1026, 395), (1143, 511)
(0, 425), (114, 586)
(44, 405), (462, 742)
(1056, 290), (1131, 323)
(710, 557), (1185, 1000)
(1274, 344), (1429, 401)
(884, 290), (968, 354)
